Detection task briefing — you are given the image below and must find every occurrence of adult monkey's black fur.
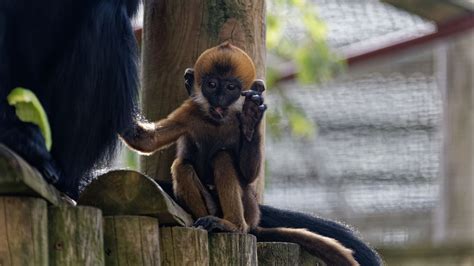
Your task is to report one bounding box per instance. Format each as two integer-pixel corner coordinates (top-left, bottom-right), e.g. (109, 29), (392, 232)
(0, 0), (140, 198)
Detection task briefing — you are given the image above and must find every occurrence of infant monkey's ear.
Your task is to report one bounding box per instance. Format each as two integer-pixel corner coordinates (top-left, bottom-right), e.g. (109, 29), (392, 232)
(184, 68), (195, 96)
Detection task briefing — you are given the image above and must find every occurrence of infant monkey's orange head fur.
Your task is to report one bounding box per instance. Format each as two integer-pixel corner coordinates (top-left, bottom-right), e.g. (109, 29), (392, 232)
(194, 42), (256, 91)
(191, 42), (257, 122)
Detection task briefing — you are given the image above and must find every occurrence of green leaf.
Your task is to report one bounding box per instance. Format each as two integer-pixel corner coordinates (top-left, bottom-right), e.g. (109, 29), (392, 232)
(7, 87), (52, 151)
(284, 103), (316, 138)
(287, 109), (316, 137)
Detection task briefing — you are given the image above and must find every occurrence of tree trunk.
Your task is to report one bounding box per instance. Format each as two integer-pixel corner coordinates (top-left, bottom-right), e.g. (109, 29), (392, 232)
(141, 0), (266, 200)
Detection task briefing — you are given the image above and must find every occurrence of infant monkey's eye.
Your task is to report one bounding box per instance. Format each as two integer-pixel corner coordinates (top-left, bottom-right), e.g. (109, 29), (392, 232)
(208, 81), (217, 89)
(227, 84), (236, 90)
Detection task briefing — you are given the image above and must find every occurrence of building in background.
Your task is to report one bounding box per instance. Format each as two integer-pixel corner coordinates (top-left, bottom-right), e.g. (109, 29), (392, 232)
(265, 0), (474, 257)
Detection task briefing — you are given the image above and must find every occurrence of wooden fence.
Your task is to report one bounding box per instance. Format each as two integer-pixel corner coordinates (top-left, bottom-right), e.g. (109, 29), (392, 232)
(0, 144), (324, 266)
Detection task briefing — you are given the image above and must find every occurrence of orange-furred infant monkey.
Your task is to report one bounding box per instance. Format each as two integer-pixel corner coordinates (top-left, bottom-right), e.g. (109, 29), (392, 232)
(121, 42), (358, 266)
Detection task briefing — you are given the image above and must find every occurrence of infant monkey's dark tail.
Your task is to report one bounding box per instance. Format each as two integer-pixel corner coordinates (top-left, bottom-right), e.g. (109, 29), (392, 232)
(251, 226), (359, 266)
(258, 205), (383, 265)
(156, 180), (382, 265)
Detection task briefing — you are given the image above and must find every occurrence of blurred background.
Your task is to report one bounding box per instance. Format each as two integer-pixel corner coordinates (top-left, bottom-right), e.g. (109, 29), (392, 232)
(263, 0), (473, 264)
(128, 0), (474, 264)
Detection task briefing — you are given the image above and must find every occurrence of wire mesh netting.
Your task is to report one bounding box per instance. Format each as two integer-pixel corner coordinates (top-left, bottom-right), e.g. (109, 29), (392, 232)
(264, 50), (443, 246)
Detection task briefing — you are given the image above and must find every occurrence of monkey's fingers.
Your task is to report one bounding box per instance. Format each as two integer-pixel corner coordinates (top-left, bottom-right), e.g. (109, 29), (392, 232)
(241, 90), (258, 97)
(184, 68), (194, 76)
(184, 68), (195, 95)
(241, 90), (265, 102)
(250, 79), (266, 93)
(251, 94), (264, 106)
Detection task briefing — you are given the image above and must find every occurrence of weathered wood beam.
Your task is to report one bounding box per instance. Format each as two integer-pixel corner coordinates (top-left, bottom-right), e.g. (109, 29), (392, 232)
(78, 170), (192, 226)
(0, 144), (61, 205)
(435, 29), (474, 244)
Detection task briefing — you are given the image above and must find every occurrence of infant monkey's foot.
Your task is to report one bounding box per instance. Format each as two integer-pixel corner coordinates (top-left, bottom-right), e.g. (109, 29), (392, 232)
(193, 216), (241, 233)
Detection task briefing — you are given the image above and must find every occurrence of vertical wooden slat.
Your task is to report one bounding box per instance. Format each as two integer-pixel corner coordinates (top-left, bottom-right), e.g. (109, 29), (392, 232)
(209, 233), (257, 266)
(48, 205), (104, 265)
(104, 216), (160, 266)
(0, 197), (48, 265)
(159, 227), (209, 266)
(257, 242), (300, 266)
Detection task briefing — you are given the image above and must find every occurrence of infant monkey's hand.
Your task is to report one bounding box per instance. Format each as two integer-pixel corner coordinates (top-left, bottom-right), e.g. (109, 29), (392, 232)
(240, 79), (266, 142)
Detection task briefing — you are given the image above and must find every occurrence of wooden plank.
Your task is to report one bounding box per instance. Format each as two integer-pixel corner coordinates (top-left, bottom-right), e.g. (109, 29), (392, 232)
(257, 242), (300, 266)
(209, 233), (257, 266)
(381, 0), (472, 24)
(48, 205), (104, 265)
(78, 170), (192, 226)
(0, 197), (48, 265)
(379, 244), (474, 265)
(0, 144), (61, 205)
(103, 216), (161, 266)
(159, 227), (209, 266)
(436, 29), (474, 243)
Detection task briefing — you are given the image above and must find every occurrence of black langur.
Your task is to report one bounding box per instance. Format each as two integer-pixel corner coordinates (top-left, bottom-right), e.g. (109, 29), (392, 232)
(0, 0), (140, 199)
(121, 42), (361, 266)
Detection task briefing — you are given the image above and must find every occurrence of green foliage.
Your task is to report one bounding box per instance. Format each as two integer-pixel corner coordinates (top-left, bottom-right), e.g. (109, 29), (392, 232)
(266, 89), (317, 140)
(7, 87), (52, 150)
(266, 0), (344, 139)
(124, 147), (139, 170)
(267, 0), (344, 84)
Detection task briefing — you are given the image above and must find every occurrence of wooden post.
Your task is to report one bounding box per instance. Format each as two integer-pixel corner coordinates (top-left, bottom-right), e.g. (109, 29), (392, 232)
(141, 0), (266, 200)
(103, 216), (161, 266)
(435, 29), (474, 244)
(208, 233), (257, 266)
(300, 249), (326, 266)
(0, 197), (48, 265)
(159, 227), (209, 266)
(48, 205), (104, 265)
(257, 242), (300, 265)
(0, 144), (61, 205)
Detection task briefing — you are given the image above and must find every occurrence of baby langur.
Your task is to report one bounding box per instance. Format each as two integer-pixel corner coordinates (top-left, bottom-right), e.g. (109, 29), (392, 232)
(121, 42), (358, 266)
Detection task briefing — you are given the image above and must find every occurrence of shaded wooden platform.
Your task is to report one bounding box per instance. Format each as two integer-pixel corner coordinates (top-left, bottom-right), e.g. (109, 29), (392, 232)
(0, 144), (61, 205)
(0, 144), (323, 265)
(79, 170), (193, 226)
